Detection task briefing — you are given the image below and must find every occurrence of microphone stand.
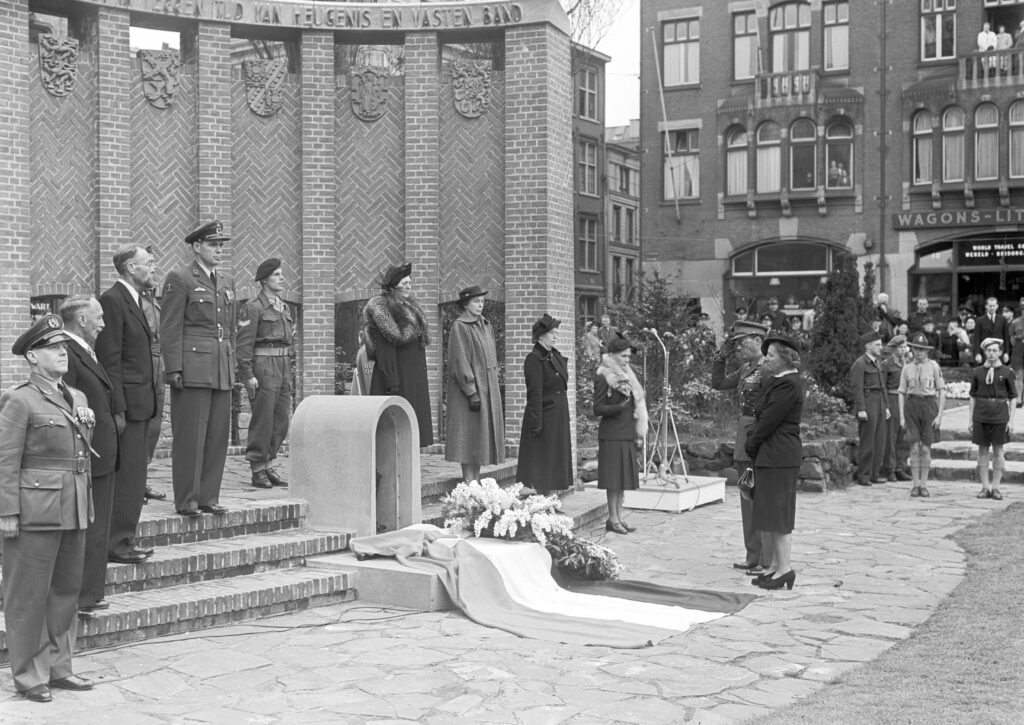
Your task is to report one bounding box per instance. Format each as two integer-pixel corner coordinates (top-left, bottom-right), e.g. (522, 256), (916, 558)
(640, 327), (687, 488)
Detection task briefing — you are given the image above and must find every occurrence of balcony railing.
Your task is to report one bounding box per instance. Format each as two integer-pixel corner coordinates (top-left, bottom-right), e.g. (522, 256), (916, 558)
(960, 49), (1024, 88)
(755, 68), (819, 108)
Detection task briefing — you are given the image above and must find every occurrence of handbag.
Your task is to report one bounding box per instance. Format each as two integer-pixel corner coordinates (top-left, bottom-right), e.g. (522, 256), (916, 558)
(737, 467), (755, 501)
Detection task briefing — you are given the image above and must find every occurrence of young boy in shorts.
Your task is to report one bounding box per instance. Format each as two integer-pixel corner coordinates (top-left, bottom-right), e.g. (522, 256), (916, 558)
(898, 332), (946, 497)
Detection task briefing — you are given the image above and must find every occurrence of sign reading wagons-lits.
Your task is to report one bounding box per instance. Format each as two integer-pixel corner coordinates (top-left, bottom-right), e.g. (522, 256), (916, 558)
(77, 0), (566, 32)
(893, 208), (1024, 229)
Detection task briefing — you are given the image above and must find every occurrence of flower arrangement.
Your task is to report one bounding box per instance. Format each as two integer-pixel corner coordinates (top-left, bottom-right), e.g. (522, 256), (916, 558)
(441, 479), (621, 580)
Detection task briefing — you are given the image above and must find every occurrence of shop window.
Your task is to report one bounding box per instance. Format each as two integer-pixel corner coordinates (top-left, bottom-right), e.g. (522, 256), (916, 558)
(912, 111), (934, 185)
(1010, 101), (1024, 178)
(577, 67), (597, 121)
(790, 118), (816, 190)
(920, 0), (956, 62)
(823, 1), (849, 71)
(30, 294), (66, 321)
(663, 18), (700, 86)
(578, 139), (597, 195)
(756, 122), (781, 193)
(825, 121), (853, 189)
(975, 103), (999, 181)
(726, 126), (748, 196)
(733, 11), (758, 80)
(664, 129), (699, 200)
(578, 216), (598, 271)
(730, 243), (830, 275)
(942, 106), (965, 183)
(770, 2), (811, 73)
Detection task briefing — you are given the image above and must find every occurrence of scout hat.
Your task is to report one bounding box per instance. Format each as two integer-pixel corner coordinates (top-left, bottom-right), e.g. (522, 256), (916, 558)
(379, 262), (412, 290)
(457, 285), (488, 304)
(859, 330), (882, 347)
(730, 320), (769, 341)
(532, 313), (561, 339)
(254, 258), (281, 282)
(185, 220), (229, 245)
(12, 314), (72, 356)
(761, 333), (801, 356)
(907, 332), (932, 350)
(980, 337), (1004, 352)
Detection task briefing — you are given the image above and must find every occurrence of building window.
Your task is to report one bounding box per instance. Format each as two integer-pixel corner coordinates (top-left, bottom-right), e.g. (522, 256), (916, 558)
(825, 120), (853, 189)
(770, 2), (811, 73)
(617, 164), (632, 194)
(975, 103), (999, 181)
(577, 67), (597, 121)
(823, 2), (849, 71)
(790, 118), (817, 190)
(756, 122), (781, 193)
(626, 208), (635, 243)
(1010, 101), (1024, 178)
(942, 106), (965, 183)
(921, 0), (956, 62)
(611, 205), (622, 242)
(578, 139), (597, 195)
(612, 256), (624, 302)
(664, 129), (699, 200)
(733, 11), (758, 80)
(726, 126), (749, 196)
(912, 111), (933, 185)
(578, 295), (599, 326)
(578, 216), (598, 270)
(663, 18), (700, 86)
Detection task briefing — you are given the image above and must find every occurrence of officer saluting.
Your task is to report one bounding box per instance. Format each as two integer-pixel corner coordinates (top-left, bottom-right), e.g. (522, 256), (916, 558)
(160, 220), (236, 517)
(236, 259), (294, 488)
(0, 315), (96, 702)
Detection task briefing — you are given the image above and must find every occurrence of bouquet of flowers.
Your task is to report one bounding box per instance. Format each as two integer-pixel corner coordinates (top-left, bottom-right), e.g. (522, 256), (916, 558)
(441, 479), (621, 580)
(944, 380), (971, 400)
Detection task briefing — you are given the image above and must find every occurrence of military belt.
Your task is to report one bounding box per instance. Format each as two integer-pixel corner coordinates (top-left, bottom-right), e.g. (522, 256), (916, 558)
(253, 347), (291, 357)
(22, 454), (88, 473)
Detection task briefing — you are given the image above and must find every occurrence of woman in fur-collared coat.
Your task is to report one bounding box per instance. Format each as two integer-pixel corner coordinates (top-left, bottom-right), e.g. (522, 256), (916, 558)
(364, 263), (433, 446)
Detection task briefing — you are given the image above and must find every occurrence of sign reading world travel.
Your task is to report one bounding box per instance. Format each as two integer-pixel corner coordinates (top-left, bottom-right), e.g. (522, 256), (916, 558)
(893, 208), (1024, 229)
(957, 239), (1024, 265)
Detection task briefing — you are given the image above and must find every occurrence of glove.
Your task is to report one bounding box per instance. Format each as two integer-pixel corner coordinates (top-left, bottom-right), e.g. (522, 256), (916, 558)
(468, 393), (481, 412)
(531, 427), (542, 437)
(166, 372), (183, 390)
(114, 413), (126, 435)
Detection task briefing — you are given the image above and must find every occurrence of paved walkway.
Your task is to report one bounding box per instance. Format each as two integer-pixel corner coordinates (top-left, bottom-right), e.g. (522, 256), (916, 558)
(1, 448), (1012, 724)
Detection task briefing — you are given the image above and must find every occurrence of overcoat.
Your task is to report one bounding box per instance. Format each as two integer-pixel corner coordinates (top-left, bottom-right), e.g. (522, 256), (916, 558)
(445, 312), (504, 467)
(745, 372), (804, 467)
(517, 343), (573, 492)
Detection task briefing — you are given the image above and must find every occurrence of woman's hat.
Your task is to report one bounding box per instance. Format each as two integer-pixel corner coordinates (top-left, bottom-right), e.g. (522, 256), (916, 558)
(907, 332), (932, 349)
(457, 285), (488, 304)
(379, 262), (412, 290)
(532, 313), (561, 338)
(761, 333), (801, 356)
(254, 257), (281, 282)
(606, 335), (635, 355)
(981, 337), (1004, 352)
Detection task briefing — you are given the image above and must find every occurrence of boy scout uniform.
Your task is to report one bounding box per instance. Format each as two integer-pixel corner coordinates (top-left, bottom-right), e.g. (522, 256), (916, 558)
(0, 315), (94, 699)
(160, 221), (236, 514)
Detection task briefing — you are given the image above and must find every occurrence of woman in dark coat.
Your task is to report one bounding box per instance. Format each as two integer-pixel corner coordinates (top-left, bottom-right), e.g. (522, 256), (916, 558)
(517, 314), (573, 494)
(445, 285), (504, 483)
(593, 336), (648, 535)
(363, 262), (433, 446)
(744, 334), (804, 591)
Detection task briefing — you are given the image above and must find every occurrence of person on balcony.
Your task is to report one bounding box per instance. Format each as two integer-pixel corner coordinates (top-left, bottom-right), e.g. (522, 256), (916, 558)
(997, 25), (1013, 74)
(978, 22), (997, 77)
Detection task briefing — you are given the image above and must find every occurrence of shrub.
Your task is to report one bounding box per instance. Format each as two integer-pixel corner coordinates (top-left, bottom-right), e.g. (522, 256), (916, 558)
(806, 252), (864, 403)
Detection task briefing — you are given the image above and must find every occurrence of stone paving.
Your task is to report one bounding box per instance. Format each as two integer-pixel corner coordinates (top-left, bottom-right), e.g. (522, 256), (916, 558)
(0, 455), (1012, 723)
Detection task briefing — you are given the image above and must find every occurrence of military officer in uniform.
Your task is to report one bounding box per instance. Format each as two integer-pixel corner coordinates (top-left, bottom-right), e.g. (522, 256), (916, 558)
(140, 245), (167, 502)
(236, 258), (294, 488)
(0, 315), (96, 702)
(160, 220), (236, 517)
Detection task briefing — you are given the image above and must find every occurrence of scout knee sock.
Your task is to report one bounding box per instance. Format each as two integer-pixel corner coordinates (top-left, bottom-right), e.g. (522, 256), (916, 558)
(907, 448), (920, 487)
(977, 449), (990, 489)
(992, 448), (1006, 488)
(918, 449), (931, 486)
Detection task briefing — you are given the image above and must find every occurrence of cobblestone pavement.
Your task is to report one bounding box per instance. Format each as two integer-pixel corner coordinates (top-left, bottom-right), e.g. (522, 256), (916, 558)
(0, 453), (1013, 723)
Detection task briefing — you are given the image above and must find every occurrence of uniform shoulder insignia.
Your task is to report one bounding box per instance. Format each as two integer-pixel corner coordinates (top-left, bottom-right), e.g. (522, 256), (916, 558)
(164, 282), (173, 292)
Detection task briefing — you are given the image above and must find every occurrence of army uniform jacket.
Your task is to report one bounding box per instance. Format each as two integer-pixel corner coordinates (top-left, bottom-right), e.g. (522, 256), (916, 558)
(161, 260), (236, 390)
(0, 373), (94, 531)
(235, 291), (294, 382)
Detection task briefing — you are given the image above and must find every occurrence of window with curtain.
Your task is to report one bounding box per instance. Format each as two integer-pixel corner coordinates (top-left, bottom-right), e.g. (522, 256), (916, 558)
(823, 1), (849, 71)
(664, 129), (700, 200)
(663, 19), (700, 86)
(577, 67), (597, 120)
(920, 0), (956, 62)
(770, 2), (811, 72)
(942, 106), (965, 182)
(733, 12), (758, 80)
(912, 111), (933, 185)
(790, 118), (817, 190)
(578, 216), (598, 270)
(756, 122), (782, 193)
(726, 126), (749, 196)
(825, 120), (853, 188)
(1010, 101), (1024, 178)
(974, 103), (999, 181)
(578, 139), (597, 195)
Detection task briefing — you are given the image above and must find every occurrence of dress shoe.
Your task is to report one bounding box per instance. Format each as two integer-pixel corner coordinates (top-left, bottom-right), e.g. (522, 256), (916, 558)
(80, 600), (110, 611)
(886, 472), (897, 482)
(605, 520), (628, 535)
(870, 477), (884, 484)
(109, 551), (147, 565)
(895, 470), (912, 481)
(857, 479), (872, 486)
(732, 561), (758, 570)
(918, 486), (930, 497)
(21, 684), (51, 702)
(759, 570), (796, 590)
(251, 470), (272, 489)
(266, 468), (289, 487)
(132, 545), (154, 556)
(621, 521), (637, 533)
(909, 486), (921, 497)
(177, 508), (201, 517)
(144, 488), (167, 501)
(198, 504), (228, 515)
(977, 489), (992, 499)
(991, 489), (1003, 500)
(49, 675), (93, 691)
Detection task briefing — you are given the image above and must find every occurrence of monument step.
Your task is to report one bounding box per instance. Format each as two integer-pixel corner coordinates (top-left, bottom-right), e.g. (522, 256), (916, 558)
(928, 458), (1024, 483)
(419, 461), (519, 503)
(0, 567), (357, 663)
(104, 529), (350, 595)
(930, 441), (1024, 461)
(939, 428), (1024, 443)
(134, 499), (307, 549)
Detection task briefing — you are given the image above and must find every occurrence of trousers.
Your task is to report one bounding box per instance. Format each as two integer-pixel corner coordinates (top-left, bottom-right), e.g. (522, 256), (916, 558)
(857, 390), (888, 482)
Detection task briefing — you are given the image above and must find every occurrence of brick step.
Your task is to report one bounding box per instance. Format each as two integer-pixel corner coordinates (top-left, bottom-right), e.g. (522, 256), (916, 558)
(930, 441), (1024, 461)
(133, 499), (306, 548)
(928, 458), (1024, 483)
(104, 529), (350, 595)
(0, 567), (357, 662)
(419, 461), (519, 503)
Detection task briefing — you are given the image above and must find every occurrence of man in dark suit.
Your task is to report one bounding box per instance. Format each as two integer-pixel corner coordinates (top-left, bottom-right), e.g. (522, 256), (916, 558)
(849, 331), (890, 485)
(96, 245), (158, 562)
(61, 297), (124, 618)
(1, 315), (95, 702)
(161, 221), (236, 517)
(973, 296), (1011, 365)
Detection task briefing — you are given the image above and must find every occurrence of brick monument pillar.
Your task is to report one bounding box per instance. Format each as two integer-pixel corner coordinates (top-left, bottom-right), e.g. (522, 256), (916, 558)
(196, 22), (232, 258)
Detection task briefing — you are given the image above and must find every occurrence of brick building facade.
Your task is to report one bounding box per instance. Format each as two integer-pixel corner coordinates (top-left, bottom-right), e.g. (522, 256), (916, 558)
(1, 0), (574, 444)
(640, 0), (1024, 331)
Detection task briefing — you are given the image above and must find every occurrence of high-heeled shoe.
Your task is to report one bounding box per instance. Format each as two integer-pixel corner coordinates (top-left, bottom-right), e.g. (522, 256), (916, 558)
(751, 571), (775, 586)
(621, 521), (637, 532)
(605, 521), (629, 535)
(759, 570), (796, 590)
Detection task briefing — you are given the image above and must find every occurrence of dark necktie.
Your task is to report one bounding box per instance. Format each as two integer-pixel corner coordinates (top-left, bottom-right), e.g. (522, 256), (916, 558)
(58, 382), (74, 408)
(210, 270), (217, 286)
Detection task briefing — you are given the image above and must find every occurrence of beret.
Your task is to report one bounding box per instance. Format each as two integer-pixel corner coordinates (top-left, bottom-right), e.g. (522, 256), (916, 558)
(255, 258), (281, 282)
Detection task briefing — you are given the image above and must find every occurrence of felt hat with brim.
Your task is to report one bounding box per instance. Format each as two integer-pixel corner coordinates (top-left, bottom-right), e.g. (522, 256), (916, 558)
(12, 314), (72, 355)
(859, 331), (882, 347)
(730, 320), (770, 341)
(185, 220), (229, 245)
(981, 337), (1004, 352)
(606, 335), (635, 355)
(254, 257), (281, 282)
(532, 313), (561, 339)
(886, 334), (908, 348)
(379, 262), (413, 290)
(761, 333), (801, 356)
(458, 285), (488, 304)
(907, 332), (932, 349)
